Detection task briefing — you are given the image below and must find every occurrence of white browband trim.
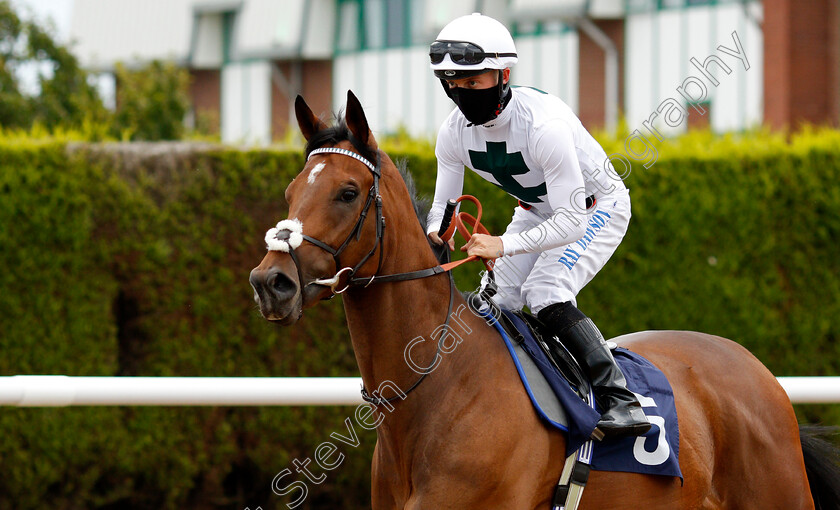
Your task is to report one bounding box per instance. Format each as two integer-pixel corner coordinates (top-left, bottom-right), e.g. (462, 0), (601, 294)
(265, 218), (304, 252)
(308, 147), (376, 172)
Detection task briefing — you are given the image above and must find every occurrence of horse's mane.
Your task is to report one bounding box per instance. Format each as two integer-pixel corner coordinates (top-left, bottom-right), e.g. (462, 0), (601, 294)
(394, 158), (430, 232)
(303, 115), (430, 231)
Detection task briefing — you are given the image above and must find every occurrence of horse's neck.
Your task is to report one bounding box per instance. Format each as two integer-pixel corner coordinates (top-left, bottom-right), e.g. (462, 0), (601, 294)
(342, 275), (454, 393)
(341, 230), (493, 410)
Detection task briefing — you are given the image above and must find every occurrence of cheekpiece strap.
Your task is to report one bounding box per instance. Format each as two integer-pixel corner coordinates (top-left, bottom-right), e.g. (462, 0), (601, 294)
(308, 147), (377, 173)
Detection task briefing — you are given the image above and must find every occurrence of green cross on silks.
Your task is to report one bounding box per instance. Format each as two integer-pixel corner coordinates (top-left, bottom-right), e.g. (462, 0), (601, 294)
(469, 141), (547, 204)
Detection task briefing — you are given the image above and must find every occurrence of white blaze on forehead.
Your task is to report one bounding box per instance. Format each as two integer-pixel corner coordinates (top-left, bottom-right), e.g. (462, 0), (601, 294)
(307, 162), (325, 184)
(265, 218), (304, 252)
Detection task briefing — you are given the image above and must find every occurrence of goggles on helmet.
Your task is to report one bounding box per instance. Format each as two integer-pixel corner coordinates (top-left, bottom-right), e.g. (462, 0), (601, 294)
(429, 40), (517, 65)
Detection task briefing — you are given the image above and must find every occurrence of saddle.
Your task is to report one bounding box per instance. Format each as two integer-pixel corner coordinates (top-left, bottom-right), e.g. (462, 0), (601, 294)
(498, 307), (590, 397)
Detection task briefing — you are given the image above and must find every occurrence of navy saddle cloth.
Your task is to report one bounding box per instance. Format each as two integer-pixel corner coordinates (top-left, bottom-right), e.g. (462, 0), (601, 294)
(492, 309), (682, 479)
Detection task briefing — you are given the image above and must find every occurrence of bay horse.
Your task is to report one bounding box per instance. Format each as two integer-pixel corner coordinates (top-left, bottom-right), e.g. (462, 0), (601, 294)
(250, 91), (840, 509)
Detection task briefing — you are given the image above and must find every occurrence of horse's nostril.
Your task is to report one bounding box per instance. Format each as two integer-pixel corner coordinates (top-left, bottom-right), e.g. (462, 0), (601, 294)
(250, 267), (298, 303)
(271, 271), (297, 299)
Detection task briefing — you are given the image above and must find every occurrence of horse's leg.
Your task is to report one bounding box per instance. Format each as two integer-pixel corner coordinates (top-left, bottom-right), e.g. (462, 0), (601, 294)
(394, 381), (570, 510)
(371, 441), (401, 510)
(402, 468), (561, 510)
(399, 428), (565, 509)
(705, 382), (815, 509)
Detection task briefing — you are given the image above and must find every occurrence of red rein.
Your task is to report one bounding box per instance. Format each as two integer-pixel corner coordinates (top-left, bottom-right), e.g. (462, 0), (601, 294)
(438, 195), (496, 273)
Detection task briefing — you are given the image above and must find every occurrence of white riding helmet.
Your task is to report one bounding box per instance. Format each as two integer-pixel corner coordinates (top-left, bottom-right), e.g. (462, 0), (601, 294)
(429, 13), (518, 79)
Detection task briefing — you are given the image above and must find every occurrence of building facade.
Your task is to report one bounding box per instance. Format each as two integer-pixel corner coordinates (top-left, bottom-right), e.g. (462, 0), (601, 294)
(69, 0), (839, 144)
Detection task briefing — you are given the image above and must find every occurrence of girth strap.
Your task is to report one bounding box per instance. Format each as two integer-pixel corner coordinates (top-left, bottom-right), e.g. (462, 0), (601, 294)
(552, 447), (592, 510)
(551, 384), (598, 509)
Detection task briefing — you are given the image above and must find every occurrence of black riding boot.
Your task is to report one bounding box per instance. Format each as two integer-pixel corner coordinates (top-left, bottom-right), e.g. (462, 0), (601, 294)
(538, 302), (651, 440)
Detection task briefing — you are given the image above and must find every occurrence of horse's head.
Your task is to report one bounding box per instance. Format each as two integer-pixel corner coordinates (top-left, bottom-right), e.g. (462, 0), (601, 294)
(250, 91), (403, 324)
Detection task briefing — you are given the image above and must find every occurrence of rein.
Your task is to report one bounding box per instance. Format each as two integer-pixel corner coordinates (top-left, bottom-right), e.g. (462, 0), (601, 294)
(268, 145), (496, 407)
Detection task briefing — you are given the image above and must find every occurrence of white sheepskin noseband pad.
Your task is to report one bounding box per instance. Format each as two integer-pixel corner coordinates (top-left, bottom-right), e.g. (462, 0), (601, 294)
(265, 219), (304, 252)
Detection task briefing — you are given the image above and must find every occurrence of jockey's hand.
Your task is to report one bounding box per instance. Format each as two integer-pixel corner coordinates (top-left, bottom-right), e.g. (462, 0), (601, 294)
(428, 231), (455, 251)
(463, 234), (504, 259)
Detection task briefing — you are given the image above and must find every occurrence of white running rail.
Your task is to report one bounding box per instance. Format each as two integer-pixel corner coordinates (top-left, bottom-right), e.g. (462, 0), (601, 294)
(0, 376), (836, 407)
(0, 376), (365, 407)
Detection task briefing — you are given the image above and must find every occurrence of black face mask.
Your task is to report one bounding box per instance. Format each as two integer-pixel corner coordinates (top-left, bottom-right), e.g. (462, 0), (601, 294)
(443, 71), (511, 126)
(447, 86), (502, 125)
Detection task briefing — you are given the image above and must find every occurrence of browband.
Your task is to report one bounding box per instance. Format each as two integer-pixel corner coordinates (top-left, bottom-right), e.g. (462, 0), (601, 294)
(308, 147), (376, 173)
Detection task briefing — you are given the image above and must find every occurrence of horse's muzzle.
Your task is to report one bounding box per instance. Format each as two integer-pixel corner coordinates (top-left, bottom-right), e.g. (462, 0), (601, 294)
(249, 266), (301, 323)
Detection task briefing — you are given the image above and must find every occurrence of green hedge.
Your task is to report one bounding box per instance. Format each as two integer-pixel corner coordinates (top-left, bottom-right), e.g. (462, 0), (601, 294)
(0, 141), (376, 509)
(0, 129), (839, 508)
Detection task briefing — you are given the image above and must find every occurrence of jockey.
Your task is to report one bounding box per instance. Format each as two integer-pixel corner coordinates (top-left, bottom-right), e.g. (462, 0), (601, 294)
(426, 13), (650, 439)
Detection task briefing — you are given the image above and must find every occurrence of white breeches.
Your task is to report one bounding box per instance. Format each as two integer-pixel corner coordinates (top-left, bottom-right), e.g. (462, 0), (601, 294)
(483, 190), (631, 313)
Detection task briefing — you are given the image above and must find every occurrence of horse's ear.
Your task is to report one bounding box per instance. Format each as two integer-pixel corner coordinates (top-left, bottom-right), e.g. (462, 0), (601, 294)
(345, 90), (378, 149)
(295, 95), (327, 141)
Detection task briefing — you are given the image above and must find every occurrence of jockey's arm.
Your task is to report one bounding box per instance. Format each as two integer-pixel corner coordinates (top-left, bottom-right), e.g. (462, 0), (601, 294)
(426, 126), (465, 247)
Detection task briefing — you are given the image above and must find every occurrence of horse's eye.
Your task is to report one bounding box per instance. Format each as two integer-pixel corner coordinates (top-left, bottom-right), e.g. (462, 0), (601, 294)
(340, 189), (358, 202)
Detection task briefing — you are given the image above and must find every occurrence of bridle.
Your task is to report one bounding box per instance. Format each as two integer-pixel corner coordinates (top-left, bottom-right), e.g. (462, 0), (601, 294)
(298, 146), (386, 293)
(267, 142), (500, 407)
(269, 142), (461, 407)
(277, 144), (453, 295)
